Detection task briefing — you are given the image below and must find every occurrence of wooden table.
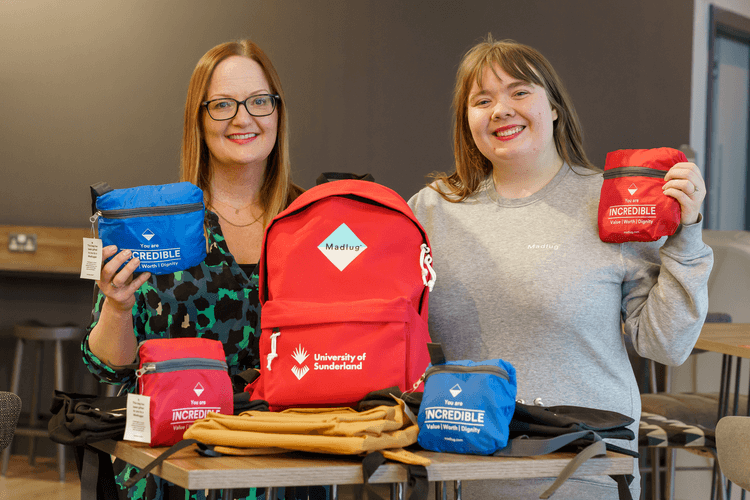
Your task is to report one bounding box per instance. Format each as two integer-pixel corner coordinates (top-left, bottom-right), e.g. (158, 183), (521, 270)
(695, 322), (750, 417)
(92, 439), (635, 499)
(695, 323), (750, 359)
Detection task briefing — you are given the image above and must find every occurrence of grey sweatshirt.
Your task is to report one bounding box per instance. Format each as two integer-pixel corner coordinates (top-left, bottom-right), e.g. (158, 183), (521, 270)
(407, 164), (713, 499)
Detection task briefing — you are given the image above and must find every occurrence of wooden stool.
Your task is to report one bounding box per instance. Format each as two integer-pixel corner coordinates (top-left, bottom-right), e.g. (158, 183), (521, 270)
(0, 322), (84, 482)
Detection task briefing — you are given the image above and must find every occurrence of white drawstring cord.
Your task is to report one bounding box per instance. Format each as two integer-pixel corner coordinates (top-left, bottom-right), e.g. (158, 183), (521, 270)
(420, 244), (437, 292)
(266, 329), (281, 370)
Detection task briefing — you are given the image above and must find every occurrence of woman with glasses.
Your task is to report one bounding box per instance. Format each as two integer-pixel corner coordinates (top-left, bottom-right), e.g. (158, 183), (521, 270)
(82, 40), (303, 500)
(408, 36), (712, 499)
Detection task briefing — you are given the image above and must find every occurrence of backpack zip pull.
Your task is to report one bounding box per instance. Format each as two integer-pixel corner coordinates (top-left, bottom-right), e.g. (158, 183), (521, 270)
(267, 328), (281, 370)
(89, 211), (101, 237)
(136, 363), (157, 378)
(405, 371), (426, 394)
(419, 244), (436, 292)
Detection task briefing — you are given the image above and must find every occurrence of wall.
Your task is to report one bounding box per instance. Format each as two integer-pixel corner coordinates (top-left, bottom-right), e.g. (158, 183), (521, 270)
(0, 0), (693, 225)
(0, 0), (694, 457)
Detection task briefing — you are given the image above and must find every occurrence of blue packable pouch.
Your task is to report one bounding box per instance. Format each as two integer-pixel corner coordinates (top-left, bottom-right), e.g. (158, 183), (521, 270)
(91, 182), (206, 275)
(417, 358), (517, 455)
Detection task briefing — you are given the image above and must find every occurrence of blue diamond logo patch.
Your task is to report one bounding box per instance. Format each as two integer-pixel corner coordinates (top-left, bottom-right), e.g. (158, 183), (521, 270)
(318, 224), (367, 271)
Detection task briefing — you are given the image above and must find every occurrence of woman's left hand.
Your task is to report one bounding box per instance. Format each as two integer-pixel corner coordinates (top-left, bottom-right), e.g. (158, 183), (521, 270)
(663, 162), (706, 225)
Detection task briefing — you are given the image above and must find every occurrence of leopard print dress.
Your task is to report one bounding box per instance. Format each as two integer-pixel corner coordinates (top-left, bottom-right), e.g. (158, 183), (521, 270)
(82, 211), (260, 500)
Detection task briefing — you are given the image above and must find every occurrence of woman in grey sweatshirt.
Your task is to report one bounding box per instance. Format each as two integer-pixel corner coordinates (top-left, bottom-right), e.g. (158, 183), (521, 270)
(408, 36), (713, 500)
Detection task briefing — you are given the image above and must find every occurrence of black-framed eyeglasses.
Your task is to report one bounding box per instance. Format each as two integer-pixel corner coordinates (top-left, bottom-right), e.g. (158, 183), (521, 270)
(201, 94), (280, 120)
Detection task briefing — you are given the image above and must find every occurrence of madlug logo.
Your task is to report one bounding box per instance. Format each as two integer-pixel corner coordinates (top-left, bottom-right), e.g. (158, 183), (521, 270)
(318, 223), (367, 271)
(450, 384), (462, 398)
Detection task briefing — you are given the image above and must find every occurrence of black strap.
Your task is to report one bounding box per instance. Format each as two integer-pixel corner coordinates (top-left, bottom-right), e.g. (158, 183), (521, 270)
(123, 439), (201, 488)
(232, 368), (261, 392)
(495, 430), (605, 457)
(359, 452), (428, 500)
(77, 446), (119, 500)
(90, 181), (113, 215)
(406, 465), (428, 500)
(427, 343), (446, 366)
(538, 440), (606, 499)
(315, 172), (375, 185)
(495, 431), (611, 499)
(611, 474), (635, 500)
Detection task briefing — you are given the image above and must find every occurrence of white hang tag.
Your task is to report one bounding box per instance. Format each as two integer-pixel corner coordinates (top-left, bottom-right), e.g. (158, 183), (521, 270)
(80, 238), (103, 280)
(123, 393), (151, 444)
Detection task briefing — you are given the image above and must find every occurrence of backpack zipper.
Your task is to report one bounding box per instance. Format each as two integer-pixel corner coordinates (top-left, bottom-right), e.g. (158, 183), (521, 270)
(136, 357), (227, 378)
(424, 364), (510, 382)
(603, 167), (667, 180)
(90, 202), (204, 223)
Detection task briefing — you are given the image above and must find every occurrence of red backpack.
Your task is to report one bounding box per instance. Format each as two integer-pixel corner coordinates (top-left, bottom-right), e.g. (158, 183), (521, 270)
(247, 179), (435, 410)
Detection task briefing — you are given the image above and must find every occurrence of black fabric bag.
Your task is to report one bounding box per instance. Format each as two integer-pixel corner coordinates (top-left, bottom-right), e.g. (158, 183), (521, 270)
(48, 390), (127, 500)
(48, 390), (127, 445)
(494, 402), (638, 499)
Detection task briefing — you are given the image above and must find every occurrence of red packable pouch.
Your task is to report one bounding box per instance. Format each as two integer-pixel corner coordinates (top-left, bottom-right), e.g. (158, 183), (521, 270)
(136, 338), (233, 446)
(598, 148), (685, 243)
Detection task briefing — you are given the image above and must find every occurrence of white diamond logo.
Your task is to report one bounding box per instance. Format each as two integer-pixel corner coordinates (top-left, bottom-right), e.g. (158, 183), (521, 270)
(142, 229), (155, 241)
(291, 365), (309, 380)
(292, 345), (309, 365)
(449, 384), (462, 398)
(318, 224), (367, 271)
(627, 183), (638, 196)
(193, 382), (204, 397)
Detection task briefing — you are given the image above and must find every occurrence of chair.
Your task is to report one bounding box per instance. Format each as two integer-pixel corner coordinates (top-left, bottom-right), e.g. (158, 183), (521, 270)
(637, 229), (750, 499)
(716, 416), (750, 491)
(0, 392), (22, 452)
(638, 312), (747, 500)
(0, 321), (84, 482)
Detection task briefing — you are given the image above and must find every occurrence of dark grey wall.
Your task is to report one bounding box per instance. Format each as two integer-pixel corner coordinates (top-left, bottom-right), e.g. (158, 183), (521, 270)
(0, 0), (693, 227)
(0, 0), (693, 432)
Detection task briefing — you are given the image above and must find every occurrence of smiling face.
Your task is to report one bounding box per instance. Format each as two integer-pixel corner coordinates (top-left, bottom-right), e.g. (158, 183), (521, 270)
(202, 55), (278, 173)
(467, 64), (560, 172)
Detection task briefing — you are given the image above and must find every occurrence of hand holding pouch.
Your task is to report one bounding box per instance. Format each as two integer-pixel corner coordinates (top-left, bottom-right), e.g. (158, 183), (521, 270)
(91, 182), (206, 274)
(598, 147), (685, 243)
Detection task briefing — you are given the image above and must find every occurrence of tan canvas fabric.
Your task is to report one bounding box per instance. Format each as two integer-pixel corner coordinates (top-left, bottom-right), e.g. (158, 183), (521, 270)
(183, 399), (431, 466)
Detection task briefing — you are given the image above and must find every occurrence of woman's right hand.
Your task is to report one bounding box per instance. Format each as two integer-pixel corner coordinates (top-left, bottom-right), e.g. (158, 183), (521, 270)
(98, 245), (151, 311)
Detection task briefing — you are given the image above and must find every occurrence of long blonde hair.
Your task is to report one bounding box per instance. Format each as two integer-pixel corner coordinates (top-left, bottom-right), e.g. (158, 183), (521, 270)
(180, 40), (301, 225)
(432, 36), (596, 202)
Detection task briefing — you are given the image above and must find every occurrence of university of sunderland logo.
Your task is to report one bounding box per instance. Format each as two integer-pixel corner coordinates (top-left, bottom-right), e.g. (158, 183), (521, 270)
(289, 343), (367, 381)
(318, 223), (367, 271)
(291, 345), (310, 380)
